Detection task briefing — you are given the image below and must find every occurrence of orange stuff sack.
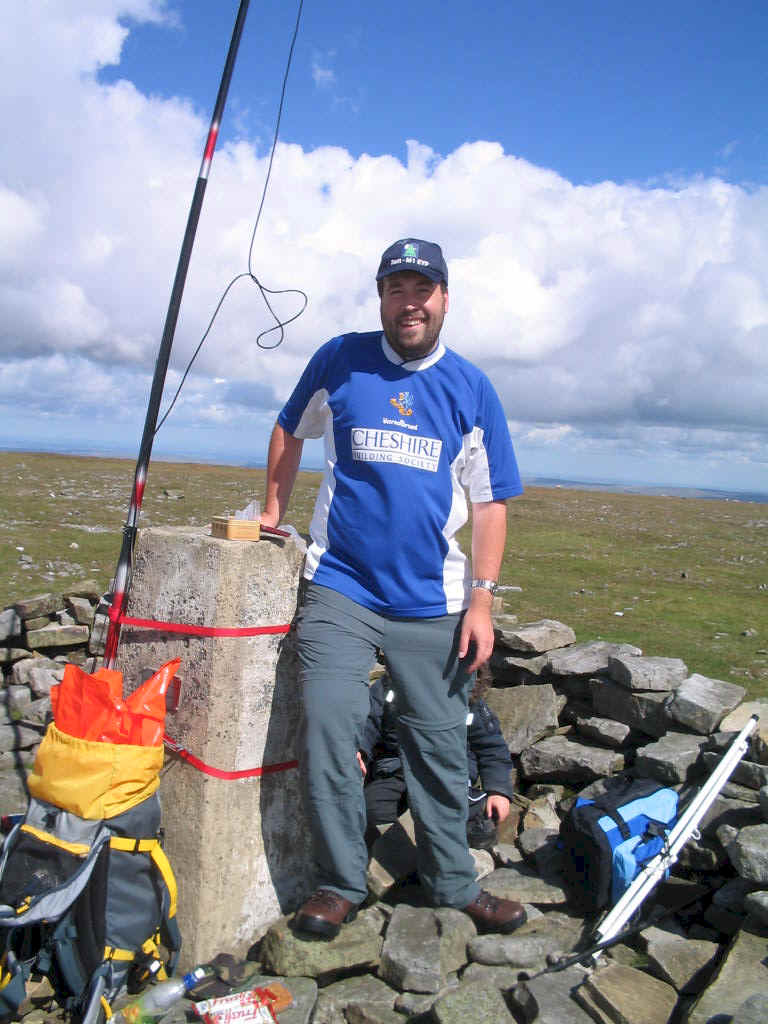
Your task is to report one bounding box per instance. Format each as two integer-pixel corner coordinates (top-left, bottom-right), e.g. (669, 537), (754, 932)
(50, 659), (180, 747)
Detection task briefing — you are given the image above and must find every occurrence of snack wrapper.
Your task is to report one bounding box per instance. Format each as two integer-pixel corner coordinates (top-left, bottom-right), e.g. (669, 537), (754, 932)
(193, 984), (293, 1024)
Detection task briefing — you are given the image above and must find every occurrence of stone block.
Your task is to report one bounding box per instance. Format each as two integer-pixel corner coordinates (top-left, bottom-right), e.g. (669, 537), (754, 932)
(519, 734), (624, 784)
(25, 622), (89, 650)
(0, 607), (22, 642)
(634, 731), (707, 784)
(574, 963), (677, 1024)
(13, 594), (60, 619)
(590, 678), (669, 737)
(687, 916), (768, 1023)
(701, 750), (768, 791)
(667, 673), (747, 734)
(116, 526), (310, 967)
(485, 683), (559, 755)
(727, 823), (768, 883)
(608, 654), (688, 691)
(494, 618), (576, 653)
(719, 701), (768, 763)
(546, 641), (641, 677)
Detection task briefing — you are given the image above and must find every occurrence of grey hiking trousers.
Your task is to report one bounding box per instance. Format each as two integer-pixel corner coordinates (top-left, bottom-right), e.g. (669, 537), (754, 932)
(295, 582), (480, 908)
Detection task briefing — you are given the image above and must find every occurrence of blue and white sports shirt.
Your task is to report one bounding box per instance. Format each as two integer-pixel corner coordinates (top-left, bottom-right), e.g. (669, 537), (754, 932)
(278, 331), (522, 617)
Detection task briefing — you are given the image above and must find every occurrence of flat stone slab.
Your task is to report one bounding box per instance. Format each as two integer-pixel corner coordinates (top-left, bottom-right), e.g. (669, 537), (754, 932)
(546, 641), (641, 677)
(13, 594), (60, 619)
(482, 865), (568, 906)
(509, 964), (593, 1024)
(591, 679), (669, 738)
(574, 963), (677, 1024)
(634, 731), (707, 784)
(429, 978), (516, 1023)
(687, 916), (768, 1023)
(726, 824), (768, 883)
(485, 683), (560, 755)
(312, 974), (396, 1023)
(666, 673), (747, 734)
(259, 908), (384, 980)
(378, 905), (473, 994)
(519, 734), (624, 784)
(25, 622), (90, 650)
(639, 925), (719, 993)
(494, 619), (576, 654)
(468, 911), (583, 969)
(574, 714), (631, 749)
(608, 654), (688, 691)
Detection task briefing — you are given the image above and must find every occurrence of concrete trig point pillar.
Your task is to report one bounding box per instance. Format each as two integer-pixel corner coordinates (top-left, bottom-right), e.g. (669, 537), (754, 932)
(116, 526), (310, 967)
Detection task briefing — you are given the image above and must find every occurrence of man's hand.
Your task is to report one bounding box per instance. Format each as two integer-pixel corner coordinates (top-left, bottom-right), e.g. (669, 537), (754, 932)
(486, 793), (510, 823)
(356, 751), (367, 777)
(458, 589), (495, 674)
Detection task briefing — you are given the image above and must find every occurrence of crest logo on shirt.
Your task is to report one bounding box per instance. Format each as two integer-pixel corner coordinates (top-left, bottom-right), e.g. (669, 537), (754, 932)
(389, 391), (414, 417)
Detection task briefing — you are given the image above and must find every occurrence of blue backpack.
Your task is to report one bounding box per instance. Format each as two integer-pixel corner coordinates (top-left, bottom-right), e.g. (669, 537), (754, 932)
(560, 778), (679, 913)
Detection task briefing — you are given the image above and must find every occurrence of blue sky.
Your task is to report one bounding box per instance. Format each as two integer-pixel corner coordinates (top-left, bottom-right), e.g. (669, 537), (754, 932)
(1, 0), (768, 494)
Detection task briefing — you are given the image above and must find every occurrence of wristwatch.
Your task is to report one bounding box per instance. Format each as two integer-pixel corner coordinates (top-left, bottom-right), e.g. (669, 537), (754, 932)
(471, 578), (498, 596)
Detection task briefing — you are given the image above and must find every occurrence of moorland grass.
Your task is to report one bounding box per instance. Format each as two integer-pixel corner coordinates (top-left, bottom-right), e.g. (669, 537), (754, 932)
(1, 451), (766, 698)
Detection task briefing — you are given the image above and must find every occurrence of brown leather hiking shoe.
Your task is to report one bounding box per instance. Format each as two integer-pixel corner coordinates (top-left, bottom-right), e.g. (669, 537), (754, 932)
(293, 888), (359, 939)
(461, 890), (527, 934)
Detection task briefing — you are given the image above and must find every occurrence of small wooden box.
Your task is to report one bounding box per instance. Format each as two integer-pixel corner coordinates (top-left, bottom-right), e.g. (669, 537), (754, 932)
(210, 516), (261, 541)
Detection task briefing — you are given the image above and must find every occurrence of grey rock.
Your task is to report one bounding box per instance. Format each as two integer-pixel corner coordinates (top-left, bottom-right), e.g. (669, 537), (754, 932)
(378, 905), (472, 994)
(488, 649), (550, 685)
(666, 673), (747, 735)
(508, 965), (593, 1024)
(345, 1004), (403, 1024)
(699, 794), (763, 837)
(574, 714), (631, 749)
(727, 823), (768, 883)
(0, 764), (31, 814)
(13, 594), (60, 620)
(494, 619), (576, 654)
(468, 911), (582, 969)
(574, 963), (677, 1024)
(9, 656), (60, 687)
(521, 794), (560, 832)
(483, 865), (567, 906)
(0, 648), (29, 666)
(590, 679), (670, 738)
(721, 780), (760, 803)
(700, 751), (768, 791)
(366, 818), (417, 898)
(608, 654), (688, 692)
(63, 580), (103, 602)
(26, 665), (62, 699)
(677, 836), (727, 872)
(55, 610), (76, 626)
(65, 595), (95, 626)
(719, 701), (768, 763)
(743, 891), (768, 926)
(761, 785), (768, 821)
(460, 962), (523, 989)
(633, 731), (707, 784)
(1, 685), (33, 715)
(732, 993), (768, 1024)
(0, 607), (22, 641)
(687, 916), (768, 1023)
(259, 909), (383, 980)
(711, 878), (759, 915)
(0, 723), (43, 753)
(546, 641), (642, 677)
(312, 975), (396, 1024)
(519, 734), (624, 784)
(518, 827), (559, 863)
(25, 622), (90, 650)
(639, 924), (719, 993)
(429, 978), (516, 1023)
(485, 683), (560, 755)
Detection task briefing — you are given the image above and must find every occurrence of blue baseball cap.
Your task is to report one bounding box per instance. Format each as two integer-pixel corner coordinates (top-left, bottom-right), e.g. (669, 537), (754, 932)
(376, 238), (448, 286)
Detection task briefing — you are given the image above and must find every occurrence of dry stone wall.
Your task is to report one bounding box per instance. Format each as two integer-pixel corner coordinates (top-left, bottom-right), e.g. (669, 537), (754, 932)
(2, 592), (768, 1023)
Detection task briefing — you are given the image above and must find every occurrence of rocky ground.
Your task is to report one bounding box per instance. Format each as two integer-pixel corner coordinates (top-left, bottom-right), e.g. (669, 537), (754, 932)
(3, 595), (768, 1023)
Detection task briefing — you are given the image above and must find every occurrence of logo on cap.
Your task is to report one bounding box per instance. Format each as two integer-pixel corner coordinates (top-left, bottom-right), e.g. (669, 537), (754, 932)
(402, 242), (418, 260)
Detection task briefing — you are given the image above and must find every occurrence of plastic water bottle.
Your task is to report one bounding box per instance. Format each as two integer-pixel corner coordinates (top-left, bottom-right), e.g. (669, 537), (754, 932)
(112, 967), (208, 1024)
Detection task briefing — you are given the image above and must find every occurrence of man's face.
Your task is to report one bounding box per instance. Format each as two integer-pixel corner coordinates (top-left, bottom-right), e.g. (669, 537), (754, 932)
(379, 271), (449, 361)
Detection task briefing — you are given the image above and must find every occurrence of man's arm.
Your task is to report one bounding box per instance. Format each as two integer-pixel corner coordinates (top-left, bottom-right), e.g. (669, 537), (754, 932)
(458, 499), (507, 674)
(261, 422), (304, 528)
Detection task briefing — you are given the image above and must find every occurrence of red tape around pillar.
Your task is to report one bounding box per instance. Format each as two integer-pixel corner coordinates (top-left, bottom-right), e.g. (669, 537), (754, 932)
(164, 736), (298, 780)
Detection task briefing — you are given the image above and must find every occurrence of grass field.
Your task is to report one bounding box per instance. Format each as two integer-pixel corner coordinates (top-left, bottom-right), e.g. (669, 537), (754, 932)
(1, 451), (766, 698)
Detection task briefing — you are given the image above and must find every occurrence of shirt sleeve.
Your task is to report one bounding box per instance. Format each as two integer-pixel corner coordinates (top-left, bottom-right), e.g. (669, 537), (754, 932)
(461, 375), (523, 503)
(277, 339), (337, 438)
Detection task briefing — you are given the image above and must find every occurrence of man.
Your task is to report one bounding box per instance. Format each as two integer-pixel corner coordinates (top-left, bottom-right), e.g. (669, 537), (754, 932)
(261, 238), (525, 938)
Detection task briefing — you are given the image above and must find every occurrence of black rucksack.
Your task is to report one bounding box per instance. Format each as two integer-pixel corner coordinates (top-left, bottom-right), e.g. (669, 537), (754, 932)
(559, 777), (679, 914)
(0, 724), (181, 1023)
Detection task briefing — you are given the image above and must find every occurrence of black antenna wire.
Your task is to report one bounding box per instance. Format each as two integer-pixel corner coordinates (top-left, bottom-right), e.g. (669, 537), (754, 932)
(156, 0), (307, 434)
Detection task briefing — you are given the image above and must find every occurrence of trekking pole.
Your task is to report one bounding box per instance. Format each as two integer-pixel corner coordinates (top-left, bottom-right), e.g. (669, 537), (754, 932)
(103, 0), (251, 668)
(591, 714), (759, 962)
